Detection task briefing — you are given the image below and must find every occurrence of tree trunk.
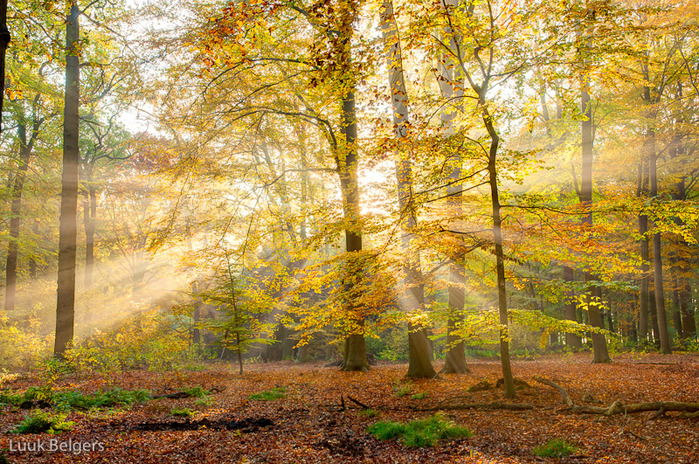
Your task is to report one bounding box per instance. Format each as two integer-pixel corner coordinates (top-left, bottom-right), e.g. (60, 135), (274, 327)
(55, 1), (81, 358)
(343, 333), (368, 372)
(83, 163), (97, 288)
(236, 331), (243, 375)
(437, 0), (469, 375)
(649, 288), (660, 347)
(338, 89), (367, 371)
(563, 266), (582, 350)
(671, 278), (683, 338)
(637, 160), (650, 341)
(482, 103), (515, 398)
(0, 0), (9, 133)
(380, 0), (436, 379)
(648, 127), (671, 354)
(4, 117), (38, 311)
(580, 83), (610, 363)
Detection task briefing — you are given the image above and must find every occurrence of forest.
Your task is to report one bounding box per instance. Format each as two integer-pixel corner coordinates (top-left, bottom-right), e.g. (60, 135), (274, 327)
(0, 0), (697, 462)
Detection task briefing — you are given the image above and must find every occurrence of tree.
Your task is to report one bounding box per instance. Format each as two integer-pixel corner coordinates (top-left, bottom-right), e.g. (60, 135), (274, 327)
(4, 95), (48, 311)
(379, 0), (436, 378)
(434, 0), (471, 374)
(0, 0), (10, 132)
(55, 0), (80, 357)
(436, 0), (520, 397)
(579, 60), (611, 363)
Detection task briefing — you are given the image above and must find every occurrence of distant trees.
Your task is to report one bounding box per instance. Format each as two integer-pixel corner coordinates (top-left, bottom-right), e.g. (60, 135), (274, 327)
(1, 0), (696, 370)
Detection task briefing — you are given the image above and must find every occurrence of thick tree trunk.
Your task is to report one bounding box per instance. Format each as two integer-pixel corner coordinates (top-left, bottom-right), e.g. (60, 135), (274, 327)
(4, 119), (37, 311)
(444, 260), (468, 372)
(437, 0), (469, 374)
(338, 88), (368, 372)
(343, 333), (368, 372)
(55, 1), (81, 358)
(380, 0), (435, 379)
(580, 84), (610, 363)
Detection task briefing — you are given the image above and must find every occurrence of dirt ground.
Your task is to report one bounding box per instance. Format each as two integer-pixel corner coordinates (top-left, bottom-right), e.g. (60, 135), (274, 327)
(1, 352), (697, 463)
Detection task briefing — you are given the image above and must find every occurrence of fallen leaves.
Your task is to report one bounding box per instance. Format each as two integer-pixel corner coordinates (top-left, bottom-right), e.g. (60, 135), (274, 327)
(0, 353), (696, 463)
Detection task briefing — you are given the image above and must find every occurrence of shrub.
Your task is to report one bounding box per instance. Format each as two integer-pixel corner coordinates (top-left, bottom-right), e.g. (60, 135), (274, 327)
(411, 392), (428, 400)
(12, 410), (74, 434)
(0, 390), (24, 407)
(184, 386), (210, 398)
(532, 439), (579, 458)
(248, 387), (286, 401)
(63, 310), (197, 380)
(53, 388), (151, 411)
(367, 413), (472, 447)
(0, 314), (51, 371)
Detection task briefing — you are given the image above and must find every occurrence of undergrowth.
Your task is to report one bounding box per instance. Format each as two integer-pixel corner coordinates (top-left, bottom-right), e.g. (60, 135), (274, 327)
(248, 387), (286, 401)
(171, 407), (197, 417)
(532, 438), (579, 458)
(12, 410), (74, 434)
(1, 387), (151, 411)
(367, 413), (473, 447)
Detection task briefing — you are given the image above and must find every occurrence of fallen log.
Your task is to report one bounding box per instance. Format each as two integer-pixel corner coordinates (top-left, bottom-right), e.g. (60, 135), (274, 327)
(533, 376), (699, 417)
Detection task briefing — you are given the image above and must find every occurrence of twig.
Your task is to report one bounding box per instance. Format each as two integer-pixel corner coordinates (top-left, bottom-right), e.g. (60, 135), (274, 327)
(347, 395), (370, 410)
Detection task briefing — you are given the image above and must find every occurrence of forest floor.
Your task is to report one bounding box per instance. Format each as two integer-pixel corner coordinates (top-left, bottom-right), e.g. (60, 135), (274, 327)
(0, 352), (697, 463)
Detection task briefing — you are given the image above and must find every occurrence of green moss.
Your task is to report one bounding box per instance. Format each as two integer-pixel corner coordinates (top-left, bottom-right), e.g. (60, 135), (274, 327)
(248, 387), (286, 401)
(183, 386), (210, 398)
(532, 439), (579, 458)
(359, 408), (380, 418)
(367, 413), (473, 448)
(171, 407), (197, 417)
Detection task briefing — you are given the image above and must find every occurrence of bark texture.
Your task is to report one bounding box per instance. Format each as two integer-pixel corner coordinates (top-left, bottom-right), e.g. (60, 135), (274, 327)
(55, 1), (80, 357)
(380, 0), (436, 379)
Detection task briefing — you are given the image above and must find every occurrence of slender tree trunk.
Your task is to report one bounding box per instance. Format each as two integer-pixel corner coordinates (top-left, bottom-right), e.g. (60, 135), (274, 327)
(4, 119), (37, 311)
(236, 331), (243, 375)
(563, 266), (582, 350)
(679, 285), (696, 341)
(669, 85), (696, 342)
(0, 0), (9, 133)
(482, 104), (515, 398)
(649, 288), (660, 347)
(55, 1), (80, 357)
(638, 219), (649, 340)
(580, 83), (610, 363)
(671, 275), (683, 338)
(380, 0), (435, 379)
(648, 128), (671, 353)
(83, 164), (96, 288)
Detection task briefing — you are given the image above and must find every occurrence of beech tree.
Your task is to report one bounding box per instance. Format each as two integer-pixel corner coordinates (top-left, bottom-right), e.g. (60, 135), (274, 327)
(380, 0), (436, 378)
(55, 0), (81, 357)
